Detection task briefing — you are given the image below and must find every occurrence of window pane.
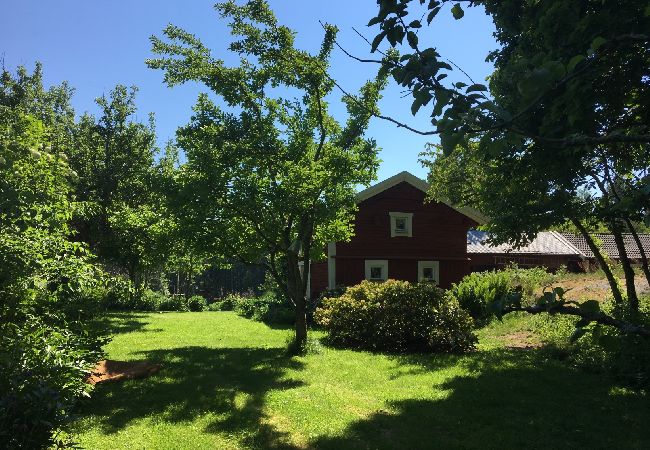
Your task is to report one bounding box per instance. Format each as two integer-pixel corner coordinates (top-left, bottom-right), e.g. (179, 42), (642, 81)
(370, 266), (382, 279)
(423, 267), (434, 279)
(395, 218), (406, 232)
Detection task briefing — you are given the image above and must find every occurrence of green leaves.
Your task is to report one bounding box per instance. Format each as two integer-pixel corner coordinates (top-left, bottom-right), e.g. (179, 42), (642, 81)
(569, 327), (589, 343)
(411, 89), (433, 115)
(451, 3), (464, 20)
(567, 54), (585, 72)
(440, 131), (464, 155)
(371, 31), (386, 52)
(407, 31), (418, 48)
(466, 83), (488, 93)
(590, 36), (607, 51)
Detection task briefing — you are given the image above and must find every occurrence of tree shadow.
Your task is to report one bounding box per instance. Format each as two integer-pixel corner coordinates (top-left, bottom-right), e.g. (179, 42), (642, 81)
(314, 349), (650, 450)
(74, 346), (304, 449)
(89, 312), (160, 336)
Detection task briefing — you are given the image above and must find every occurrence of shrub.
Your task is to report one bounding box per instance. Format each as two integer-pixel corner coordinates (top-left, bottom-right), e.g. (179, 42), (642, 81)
(0, 312), (105, 449)
(233, 292), (294, 324)
(100, 276), (134, 310)
(187, 295), (207, 312)
(315, 280), (476, 353)
(158, 295), (188, 312)
(450, 270), (511, 321)
(532, 295), (650, 389)
(449, 266), (558, 323)
(210, 293), (243, 311)
(138, 289), (166, 311)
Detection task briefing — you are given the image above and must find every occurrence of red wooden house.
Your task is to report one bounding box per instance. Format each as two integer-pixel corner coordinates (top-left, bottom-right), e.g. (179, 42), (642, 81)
(308, 171), (486, 298)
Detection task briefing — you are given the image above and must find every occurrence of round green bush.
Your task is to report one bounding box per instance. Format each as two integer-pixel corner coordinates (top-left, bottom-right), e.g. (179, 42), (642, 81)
(315, 280), (476, 353)
(158, 295), (188, 312)
(187, 295), (208, 312)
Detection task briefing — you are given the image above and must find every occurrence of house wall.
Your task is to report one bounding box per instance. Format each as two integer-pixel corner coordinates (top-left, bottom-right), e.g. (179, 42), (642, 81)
(309, 261), (329, 299)
(324, 181), (477, 291)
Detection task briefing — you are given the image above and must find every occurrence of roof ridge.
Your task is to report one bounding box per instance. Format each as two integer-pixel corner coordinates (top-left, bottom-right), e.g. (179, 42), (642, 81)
(356, 171), (487, 224)
(550, 231), (587, 257)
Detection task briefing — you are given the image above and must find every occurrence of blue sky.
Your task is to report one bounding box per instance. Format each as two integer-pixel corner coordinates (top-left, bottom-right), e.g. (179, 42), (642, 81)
(1, 1), (496, 181)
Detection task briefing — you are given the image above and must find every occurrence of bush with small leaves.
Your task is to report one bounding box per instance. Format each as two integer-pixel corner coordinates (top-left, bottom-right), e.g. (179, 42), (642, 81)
(233, 292), (294, 324)
(315, 280), (476, 353)
(187, 295), (207, 312)
(158, 295), (188, 312)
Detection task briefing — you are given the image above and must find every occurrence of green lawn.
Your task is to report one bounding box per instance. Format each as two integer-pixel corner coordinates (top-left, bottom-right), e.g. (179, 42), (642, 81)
(70, 312), (649, 449)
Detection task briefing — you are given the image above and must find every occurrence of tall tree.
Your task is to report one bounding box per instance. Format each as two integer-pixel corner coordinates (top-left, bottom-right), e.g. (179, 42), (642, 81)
(70, 86), (172, 295)
(148, 0), (387, 348)
(367, 0), (650, 318)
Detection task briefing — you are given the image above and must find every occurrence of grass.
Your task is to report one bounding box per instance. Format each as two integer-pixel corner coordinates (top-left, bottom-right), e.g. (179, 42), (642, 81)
(70, 312), (649, 449)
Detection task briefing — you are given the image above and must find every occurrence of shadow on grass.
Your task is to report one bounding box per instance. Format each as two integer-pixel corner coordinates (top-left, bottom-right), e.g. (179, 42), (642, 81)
(75, 346), (304, 449)
(314, 349), (650, 450)
(89, 312), (160, 336)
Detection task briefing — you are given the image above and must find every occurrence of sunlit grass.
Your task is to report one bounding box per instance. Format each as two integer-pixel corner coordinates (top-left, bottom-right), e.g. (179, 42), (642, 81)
(70, 311), (649, 449)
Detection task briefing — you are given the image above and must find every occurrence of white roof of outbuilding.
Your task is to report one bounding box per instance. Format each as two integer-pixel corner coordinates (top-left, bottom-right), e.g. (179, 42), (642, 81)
(356, 171), (488, 225)
(467, 230), (583, 255)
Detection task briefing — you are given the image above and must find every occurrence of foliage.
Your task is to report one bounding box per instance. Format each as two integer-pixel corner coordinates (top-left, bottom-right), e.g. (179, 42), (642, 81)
(233, 292), (294, 324)
(0, 313), (105, 449)
(315, 280), (476, 353)
(71, 85), (177, 295)
(147, 0), (388, 347)
(450, 266), (557, 322)
(0, 66), (106, 448)
(158, 295), (189, 312)
(187, 295), (208, 312)
(208, 293), (242, 311)
(449, 270), (511, 322)
(532, 296), (650, 388)
(372, 0), (650, 316)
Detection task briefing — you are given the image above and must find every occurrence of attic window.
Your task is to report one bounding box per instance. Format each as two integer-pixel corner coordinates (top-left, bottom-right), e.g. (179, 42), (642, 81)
(389, 212), (413, 237)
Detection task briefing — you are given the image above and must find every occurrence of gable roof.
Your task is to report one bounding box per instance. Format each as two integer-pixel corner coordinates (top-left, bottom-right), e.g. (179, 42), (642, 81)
(559, 232), (650, 259)
(467, 230), (583, 255)
(356, 171), (487, 225)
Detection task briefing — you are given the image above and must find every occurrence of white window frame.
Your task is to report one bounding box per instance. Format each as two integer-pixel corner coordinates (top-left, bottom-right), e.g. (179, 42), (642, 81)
(365, 259), (388, 281)
(389, 212), (413, 237)
(418, 260), (440, 284)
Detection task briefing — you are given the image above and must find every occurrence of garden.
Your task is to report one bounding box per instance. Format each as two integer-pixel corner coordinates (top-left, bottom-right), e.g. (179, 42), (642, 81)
(3, 0), (650, 448)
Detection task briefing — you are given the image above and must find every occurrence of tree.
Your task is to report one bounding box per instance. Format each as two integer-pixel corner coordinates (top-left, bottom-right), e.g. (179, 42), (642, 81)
(366, 0), (650, 319)
(148, 0), (387, 348)
(70, 86), (173, 296)
(0, 66), (104, 449)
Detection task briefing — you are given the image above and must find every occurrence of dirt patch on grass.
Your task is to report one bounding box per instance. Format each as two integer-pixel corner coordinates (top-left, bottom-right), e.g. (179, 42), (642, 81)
(501, 331), (542, 350)
(536, 274), (649, 302)
(87, 360), (161, 385)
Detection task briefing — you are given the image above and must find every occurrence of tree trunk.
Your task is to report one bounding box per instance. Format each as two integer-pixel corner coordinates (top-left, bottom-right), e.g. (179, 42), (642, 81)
(571, 218), (624, 304)
(612, 227), (639, 316)
(286, 251), (308, 351)
(294, 294), (308, 349)
(625, 218), (650, 288)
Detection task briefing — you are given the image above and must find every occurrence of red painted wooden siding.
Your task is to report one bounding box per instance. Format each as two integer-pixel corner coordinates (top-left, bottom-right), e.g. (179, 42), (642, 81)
(309, 261), (328, 299)
(306, 181), (478, 294)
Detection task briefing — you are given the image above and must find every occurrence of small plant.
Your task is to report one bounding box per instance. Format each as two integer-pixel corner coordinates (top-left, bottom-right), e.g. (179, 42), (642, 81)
(187, 295), (207, 312)
(449, 270), (511, 322)
(449, 266), (558, 323)
(315, 280), (476, 353)
(158, 295), (188, 312)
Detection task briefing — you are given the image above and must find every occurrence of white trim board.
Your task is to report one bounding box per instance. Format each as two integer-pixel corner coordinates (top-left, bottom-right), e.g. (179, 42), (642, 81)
(355, 171), (487, 225)
(327, 242), (336, 290)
